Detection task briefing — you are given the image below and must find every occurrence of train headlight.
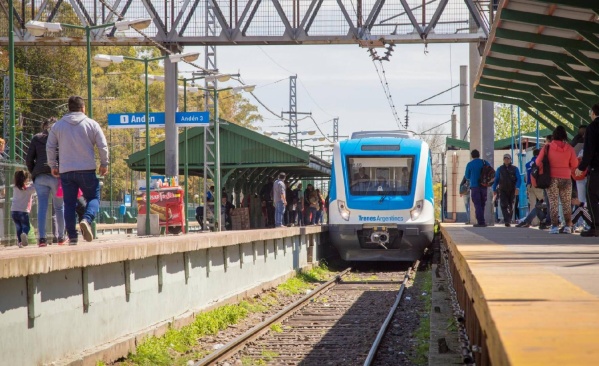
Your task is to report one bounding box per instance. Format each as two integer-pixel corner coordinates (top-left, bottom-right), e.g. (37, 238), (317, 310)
(410, 200), (424, 220)
(337, 200), (350, 221)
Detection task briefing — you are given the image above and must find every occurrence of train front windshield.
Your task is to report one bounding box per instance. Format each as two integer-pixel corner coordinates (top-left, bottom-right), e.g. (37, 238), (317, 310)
(348, 156), (414, 196)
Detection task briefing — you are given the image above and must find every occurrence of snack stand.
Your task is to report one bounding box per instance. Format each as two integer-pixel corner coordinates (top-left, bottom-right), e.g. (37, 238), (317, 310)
(137, 180), (185, 234)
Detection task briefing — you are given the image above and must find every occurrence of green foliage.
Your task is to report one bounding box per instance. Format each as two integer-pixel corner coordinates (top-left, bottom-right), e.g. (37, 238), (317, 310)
(413, 316), (431, 365)
(410, 270), (432, 365)
(447, 318), (458, 332)
(279, 263), (331, 295)
(261, 350), (279, 361)
(494, 104), (539, 140)
(433, 182), (442, 221)
(277, 277), (313, 295)
(270, 323), (283, 333)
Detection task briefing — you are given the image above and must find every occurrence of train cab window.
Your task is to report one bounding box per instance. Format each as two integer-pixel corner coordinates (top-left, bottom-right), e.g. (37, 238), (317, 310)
(348, 156), (414, 196)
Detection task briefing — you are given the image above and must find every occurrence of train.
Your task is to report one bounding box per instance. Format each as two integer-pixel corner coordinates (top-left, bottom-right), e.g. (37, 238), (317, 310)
(327, 130), (435, 261)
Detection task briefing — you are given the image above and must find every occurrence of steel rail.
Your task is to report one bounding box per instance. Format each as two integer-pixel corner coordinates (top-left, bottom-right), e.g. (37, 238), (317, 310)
(193, 267), (352, 366)
(363, 261), (418, 366)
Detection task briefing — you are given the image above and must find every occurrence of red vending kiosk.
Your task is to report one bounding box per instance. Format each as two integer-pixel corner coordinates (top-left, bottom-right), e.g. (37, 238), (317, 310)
(137, 186), (185, 234)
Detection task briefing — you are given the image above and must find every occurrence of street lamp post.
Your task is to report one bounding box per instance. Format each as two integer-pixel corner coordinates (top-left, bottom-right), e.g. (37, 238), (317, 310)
(26, 19), (151, 119)
(94, 52), (200, 235)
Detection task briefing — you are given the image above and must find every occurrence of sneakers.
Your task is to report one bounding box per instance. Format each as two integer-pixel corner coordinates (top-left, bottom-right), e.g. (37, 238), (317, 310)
(52, 237), (59, 244)
(57, 237), (69, 245)
(79, 220), (93, 242)
(549, 226), (559, 234)
(38, 238), (47, 247)
(516, 222), (530, 228)
(69, 238), (78, 246)
(505, 223), (511, 227)
(473, 223), (487, 227)
(20, 233), (29, 247)
(562, 226), (572, 234)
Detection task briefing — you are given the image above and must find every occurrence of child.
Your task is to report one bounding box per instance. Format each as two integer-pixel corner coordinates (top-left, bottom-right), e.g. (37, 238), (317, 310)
(11, 170), (36, 247)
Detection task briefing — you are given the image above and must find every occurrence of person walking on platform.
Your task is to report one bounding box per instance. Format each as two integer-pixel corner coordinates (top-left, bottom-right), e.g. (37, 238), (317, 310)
(525, 149), (545, 206)
(260, 177), (274, 228)
(295, 183), (304, 226)
(11, 170), (36, 247)
(570, 124), (586, 148)
(463, 149), (487, 227)
(273, 172), (286, 228)
(539, 126), (578, 234)
(26, 117), (66, 247)
(459, 177), (470, 224)
(47, 96), (109, 244)
(576, 103), (599, 236)
(305, 184), (319, 225)
(492, 154), (522, 227)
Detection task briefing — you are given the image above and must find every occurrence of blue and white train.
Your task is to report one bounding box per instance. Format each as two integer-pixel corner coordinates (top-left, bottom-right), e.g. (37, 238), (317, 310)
(328, 131), (435, 261)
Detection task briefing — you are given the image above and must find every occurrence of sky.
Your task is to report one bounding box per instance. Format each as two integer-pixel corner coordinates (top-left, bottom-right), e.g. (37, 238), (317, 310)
(178, 42), (472, 144)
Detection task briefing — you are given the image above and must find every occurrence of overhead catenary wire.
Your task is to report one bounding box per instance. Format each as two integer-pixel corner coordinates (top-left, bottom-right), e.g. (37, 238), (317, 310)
(372, 59), (404, 129)
(417, 119), (452, 135)
(256, 47), (337, 117)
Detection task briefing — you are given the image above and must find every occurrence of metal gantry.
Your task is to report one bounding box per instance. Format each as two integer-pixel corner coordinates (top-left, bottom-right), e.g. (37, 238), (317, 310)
(0, 1), (491, 46)
(333, 117), (339, 142)
(202, 0), (219, 231)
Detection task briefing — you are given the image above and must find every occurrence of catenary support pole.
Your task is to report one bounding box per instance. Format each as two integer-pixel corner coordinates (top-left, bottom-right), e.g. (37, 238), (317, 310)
(482, 100), (495, 226)
(164, 53), (179, 179)
(469, 19), (483, 225)
(460, 65), (468, 140)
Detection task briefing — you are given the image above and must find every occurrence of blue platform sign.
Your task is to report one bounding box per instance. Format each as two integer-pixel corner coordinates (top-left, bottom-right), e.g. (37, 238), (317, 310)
(176, 111), (210, 127)
(108, 113), (165, 129)
(108, 111), (209, 129)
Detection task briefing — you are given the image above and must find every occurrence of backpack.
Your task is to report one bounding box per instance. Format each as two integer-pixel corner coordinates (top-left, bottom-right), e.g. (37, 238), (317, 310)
(532, 145), (551, 189)
(479, 160), (495, 187)
(498, 165), (517, 191)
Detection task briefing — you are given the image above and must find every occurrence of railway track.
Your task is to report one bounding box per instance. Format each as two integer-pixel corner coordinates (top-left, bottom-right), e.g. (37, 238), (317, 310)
(194, 263), (416, 366)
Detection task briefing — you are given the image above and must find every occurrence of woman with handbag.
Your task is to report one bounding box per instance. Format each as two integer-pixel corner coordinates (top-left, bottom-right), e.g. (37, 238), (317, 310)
(536, 126), (579, 234)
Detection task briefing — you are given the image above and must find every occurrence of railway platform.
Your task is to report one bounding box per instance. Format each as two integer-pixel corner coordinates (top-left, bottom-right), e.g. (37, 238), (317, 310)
(0, 226), (327, 366)
(440, 223), (599, 366)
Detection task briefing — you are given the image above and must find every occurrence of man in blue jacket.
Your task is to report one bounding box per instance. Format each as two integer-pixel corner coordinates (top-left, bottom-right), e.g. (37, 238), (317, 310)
(492, 154), (522, 227)
(464, 149), (487, 227)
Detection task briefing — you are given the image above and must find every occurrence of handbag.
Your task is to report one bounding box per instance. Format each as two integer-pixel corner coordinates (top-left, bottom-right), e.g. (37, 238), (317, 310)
(532, 145), (551, 189)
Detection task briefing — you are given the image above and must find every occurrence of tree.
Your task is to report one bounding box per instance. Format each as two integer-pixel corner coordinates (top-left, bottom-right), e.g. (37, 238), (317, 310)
(415, 123), (448, 184)
(493, 104), (538, 140)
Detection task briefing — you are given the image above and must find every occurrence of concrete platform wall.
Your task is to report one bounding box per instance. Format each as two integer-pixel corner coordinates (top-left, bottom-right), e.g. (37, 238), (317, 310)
(0, 227), (326, 366)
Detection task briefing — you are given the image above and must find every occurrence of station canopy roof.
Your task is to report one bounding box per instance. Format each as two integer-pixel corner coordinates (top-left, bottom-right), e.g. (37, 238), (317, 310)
(474, 0), (599, 136)
(126, 121), (331, 184)
(446, 128), (554, 150)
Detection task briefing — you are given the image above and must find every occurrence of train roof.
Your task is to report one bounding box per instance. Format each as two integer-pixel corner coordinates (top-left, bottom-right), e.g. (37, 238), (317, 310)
(350, 130), (414, 139)
(338, 136), (426, 154)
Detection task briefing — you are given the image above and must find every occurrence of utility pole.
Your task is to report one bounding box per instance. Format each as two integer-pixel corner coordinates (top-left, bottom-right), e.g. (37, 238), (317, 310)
(281, 75), (311, 147)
